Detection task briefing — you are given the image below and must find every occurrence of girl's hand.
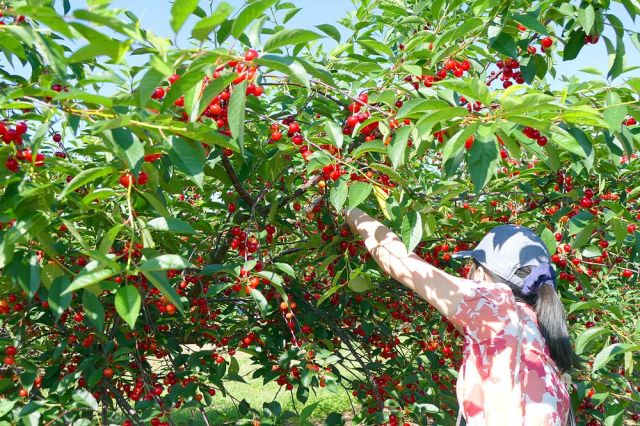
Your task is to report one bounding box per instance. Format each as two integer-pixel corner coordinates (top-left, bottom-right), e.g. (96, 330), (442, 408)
(344, 207), (364, 235)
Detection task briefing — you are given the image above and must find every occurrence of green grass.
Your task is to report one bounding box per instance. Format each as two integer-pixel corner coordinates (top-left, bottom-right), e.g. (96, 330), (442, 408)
(169, 350), (361, 425)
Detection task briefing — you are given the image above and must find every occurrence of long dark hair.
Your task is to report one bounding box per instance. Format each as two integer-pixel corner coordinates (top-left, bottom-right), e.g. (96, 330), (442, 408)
(470, 260), (577, 373)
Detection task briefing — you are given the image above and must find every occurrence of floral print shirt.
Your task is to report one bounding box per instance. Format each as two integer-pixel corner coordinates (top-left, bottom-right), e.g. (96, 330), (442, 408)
(450, 281), (570, 425)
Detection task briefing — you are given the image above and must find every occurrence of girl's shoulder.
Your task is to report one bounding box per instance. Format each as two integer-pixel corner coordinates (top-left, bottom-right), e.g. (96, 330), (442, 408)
(451, 280), (518, 341)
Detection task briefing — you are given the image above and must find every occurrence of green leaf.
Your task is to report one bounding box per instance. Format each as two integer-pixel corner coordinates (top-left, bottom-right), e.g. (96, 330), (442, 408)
(467, 133), (500, 192)
(161, 66), (208, 111)
(48, 276), (72, 321)
(72, 388), (99, 411)
(401, 211), (422, 252)
(58, 167), (116, 200)
(146, 217), (196, 234)
(578, 4), (596, 34)
(563, 30), (586, 61)
(512, 13), (548, 35)
(575, 327), (611, 355)
(167, 136), (206, 189)
(140, 255), (193, 272)
(415, 107), (469, 137)
(348, 274), (371, 292)
(250, 288), (270, 316)
(228, 80), (247, 156)
(592, 343), (640, 373)
(582, 245), (602, 258)
(348, 182), (373, 209)
(329, 178), (348, 212)
(352, 140), (387, 159)
(603, 92), (627, 131)
(436, 17), (484, 48)
(388, 125), (411, 169)
(137, 67), (166, 108)
(551, 126), (592, 158)
(255, 54), (312, 88)
(104, 128), (144, 175)
(230, 0), (279, 39)
(607, 35), (625, 80)
(396, 99), (449, 119)
(170, 0), (199, 33)
(142, 270), (184, 314)
(300, 401), (319, 421)
(115, 285), (141, 329)
(264, 29), (323, 52)
(325, 121), (344, 149)
(82, 291), (105, 333)
(316, 24), (340, 42)
(64, 263), (118, 295)
(439, 78), (492, 107)
(359, 38), (393, 57)
(611, 218), (628, 245)
(539, 228), (557, 255)
(191, 2), (233, 40)
(490, 32), (517, 58)
(15, 254), (40, 300)
(0, 211), (48, 268)
(69, 40), (131, 63)
(442, 123), (479, 164)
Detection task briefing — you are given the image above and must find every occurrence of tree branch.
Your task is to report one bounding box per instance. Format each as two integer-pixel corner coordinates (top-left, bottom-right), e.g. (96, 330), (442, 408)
(221, 155), (254, 208)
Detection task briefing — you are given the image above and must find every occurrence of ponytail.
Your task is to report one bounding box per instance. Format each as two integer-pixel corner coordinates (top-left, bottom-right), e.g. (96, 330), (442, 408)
(473, 260), (577, 373)
(533, 283), (575, 373)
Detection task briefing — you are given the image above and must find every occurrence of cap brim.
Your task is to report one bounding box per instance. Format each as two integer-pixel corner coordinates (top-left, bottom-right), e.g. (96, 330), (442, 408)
(451, 250), (475, 259)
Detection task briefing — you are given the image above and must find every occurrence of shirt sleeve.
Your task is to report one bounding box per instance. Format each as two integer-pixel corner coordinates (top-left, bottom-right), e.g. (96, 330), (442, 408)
(449, 280), (518, 342)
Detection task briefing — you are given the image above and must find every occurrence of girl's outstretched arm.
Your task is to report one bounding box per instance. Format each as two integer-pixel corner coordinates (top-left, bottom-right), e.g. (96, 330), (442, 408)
(345, 207), (469, 319)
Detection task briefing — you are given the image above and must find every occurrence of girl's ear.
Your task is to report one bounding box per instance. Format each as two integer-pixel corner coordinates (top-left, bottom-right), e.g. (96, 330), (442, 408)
(472, 266), (487, 282)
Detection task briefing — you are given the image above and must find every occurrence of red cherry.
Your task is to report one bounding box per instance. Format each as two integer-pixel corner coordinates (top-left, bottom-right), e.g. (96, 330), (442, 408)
(536, 136), (547, 146)
(137, 171), (148, 185)
(15, 122), (27, 134)
(584, 188), (594, 199)
(5, 157), (19, 173)
(151, 87), (165, 99)
(622, 269), (633, 279)
(580, 197), (593, 209)
(5, 346), (17, 356)
(244, 49), (259, 62)
(445, 59), (457, 71)
(228, 203), (236, 213)
(541, 37), (553, 48)
(168, 74), (180, 85)
(271, 131), (282, 141)
(103, 367), (114, 379)
(144, 153), (163, 162)
(288, 122), (300, 133)
(119, 173), (134, 188)
(464, 136), (474, 150)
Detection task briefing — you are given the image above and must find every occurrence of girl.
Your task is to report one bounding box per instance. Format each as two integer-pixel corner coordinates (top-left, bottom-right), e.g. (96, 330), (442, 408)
(345, 207), (576, 425)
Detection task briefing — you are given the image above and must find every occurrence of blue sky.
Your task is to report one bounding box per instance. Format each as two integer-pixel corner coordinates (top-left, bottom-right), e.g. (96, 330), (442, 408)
(91, 0), (640, 85)
(4, 1), (640, 85)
